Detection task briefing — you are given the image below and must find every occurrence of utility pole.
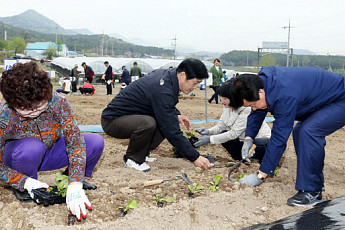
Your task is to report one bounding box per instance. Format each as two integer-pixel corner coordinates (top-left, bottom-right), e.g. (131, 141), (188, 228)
(55, 24), (58, 44)
(283, 19), (293, 67)
(100, 32), (105, 57)
(171, 34), (177, 60)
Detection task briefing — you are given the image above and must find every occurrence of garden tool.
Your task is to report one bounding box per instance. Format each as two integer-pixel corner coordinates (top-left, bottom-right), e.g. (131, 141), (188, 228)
(228, 144), (256, 181)
(143, 177), (182, 187)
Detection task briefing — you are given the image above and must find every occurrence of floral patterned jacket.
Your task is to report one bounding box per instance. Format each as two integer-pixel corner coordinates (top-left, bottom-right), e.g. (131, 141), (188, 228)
(0, 93), (86, 191)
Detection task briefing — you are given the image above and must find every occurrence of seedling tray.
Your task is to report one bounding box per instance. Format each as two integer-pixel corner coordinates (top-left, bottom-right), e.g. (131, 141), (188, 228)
(32, 186), (66, 206)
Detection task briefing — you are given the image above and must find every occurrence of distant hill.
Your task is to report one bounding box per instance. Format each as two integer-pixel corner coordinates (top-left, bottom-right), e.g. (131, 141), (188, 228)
(0, 9), (94, 35)
(70, 28), (94, 35)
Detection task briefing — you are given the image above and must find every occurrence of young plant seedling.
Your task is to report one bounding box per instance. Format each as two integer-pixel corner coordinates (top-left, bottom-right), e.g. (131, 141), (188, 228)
(273, 169), (279, 176)
(188, 182), (204, 198)
(209, 174), (222, 191)
(172, 130), (199, 157)
(235, 173), (248, 182)
(55, 172), (69, 197)
(153, 194), (174, 208)
(117, 197), (139, 217)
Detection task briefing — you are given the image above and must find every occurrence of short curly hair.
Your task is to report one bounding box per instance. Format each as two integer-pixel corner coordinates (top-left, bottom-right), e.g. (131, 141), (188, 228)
(0, 62), (53, 110)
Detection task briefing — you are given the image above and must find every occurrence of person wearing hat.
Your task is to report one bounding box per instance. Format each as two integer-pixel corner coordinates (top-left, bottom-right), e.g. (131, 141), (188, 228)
(81, 62), (94, 84)
(70, 64), (80, 92)
(121, 65), (130, 86)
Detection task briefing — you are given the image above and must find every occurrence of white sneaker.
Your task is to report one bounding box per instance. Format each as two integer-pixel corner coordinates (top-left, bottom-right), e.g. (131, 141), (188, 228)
(145, 156), (157, 162)
(125, 159), (151, 172)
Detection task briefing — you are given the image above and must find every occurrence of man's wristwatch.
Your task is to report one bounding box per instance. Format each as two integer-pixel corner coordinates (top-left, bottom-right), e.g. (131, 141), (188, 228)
(257, 171), (265, 181)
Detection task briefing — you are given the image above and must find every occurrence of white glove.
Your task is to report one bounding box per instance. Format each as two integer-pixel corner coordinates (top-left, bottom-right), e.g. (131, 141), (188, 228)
(195, 127), (209, 135)
(239, 173), (263, 187)
(24, 177), (49, 199)
(66, 182), (92, 221)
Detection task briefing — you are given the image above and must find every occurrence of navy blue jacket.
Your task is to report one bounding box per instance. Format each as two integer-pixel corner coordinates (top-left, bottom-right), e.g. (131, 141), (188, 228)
(245, 66), (345, 174)
(84, 65), (94, 78)
(102, 69), (200, 162)
(121, 69), (130, 83)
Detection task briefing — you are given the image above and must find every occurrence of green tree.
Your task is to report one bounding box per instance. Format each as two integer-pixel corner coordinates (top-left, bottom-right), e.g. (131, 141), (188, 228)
(261, 54), (276, 67)
(57, 37), (62, 53)
(43, 47), (57, 60)
(0, 39), (9, 51)
(302, 55), (310, 66)
(10, 36), (26, 55)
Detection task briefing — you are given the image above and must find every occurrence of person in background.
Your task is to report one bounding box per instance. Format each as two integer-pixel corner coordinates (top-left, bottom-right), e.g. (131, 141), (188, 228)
(194, 81), (271, 162)
(231, 67), (345, 207)
(81, 62), (94, 84)
(79, 82), (95, 95)
(130, 62), (142, 80)
(101, 58), (212, 172)
(220, 70), (227, 85)
(0, 62), (104, 221)
(56, 77), (71, 94)
(208, 58), (222, 104)
(121, 65), (130, 86)
(70, 64), (80, 92)
(102, 61), (113, 95)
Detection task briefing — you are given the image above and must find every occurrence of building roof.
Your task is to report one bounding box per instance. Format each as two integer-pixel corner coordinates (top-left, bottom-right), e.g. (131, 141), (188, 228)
(26, 42), (67, 50)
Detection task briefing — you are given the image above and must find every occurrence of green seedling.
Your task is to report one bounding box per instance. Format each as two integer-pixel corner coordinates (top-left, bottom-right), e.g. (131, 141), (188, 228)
(55, 172), (69, 197)
(153, 194), (174, 207)
(172, 130), (198, 157)
(209, 174), (222, 191)
(273, 169), (279, 176)
(117, 197), (139, 217)
(235, 173), (248, 182)
(188, 181), (204, 198)
(46, 172), (69, 197)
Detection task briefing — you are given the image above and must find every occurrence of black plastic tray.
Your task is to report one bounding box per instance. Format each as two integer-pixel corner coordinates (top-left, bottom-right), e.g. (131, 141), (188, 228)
(32, 186), (66, 206)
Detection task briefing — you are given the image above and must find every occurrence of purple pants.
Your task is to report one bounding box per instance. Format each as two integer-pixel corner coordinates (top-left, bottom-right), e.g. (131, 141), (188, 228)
(2, 133), (104, 179)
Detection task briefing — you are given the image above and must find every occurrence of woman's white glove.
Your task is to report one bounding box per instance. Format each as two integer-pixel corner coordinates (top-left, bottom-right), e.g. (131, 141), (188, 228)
(66, 182), (92, 221)
(24, 177), (49, 199)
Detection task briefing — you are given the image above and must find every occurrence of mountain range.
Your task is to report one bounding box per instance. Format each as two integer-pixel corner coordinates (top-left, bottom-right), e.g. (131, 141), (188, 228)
(0, 9), (93, 35)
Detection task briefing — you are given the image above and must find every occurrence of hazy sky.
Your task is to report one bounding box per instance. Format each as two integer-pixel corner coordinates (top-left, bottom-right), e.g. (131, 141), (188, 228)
(1, 0), (345, 55)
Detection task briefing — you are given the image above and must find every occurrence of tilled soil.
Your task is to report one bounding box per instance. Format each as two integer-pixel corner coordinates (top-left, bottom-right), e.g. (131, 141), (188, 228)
(1, 84), (345, 230)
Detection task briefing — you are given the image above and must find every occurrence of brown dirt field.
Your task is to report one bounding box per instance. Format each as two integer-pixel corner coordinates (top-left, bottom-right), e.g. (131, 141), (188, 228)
(1, 84), (345, 230)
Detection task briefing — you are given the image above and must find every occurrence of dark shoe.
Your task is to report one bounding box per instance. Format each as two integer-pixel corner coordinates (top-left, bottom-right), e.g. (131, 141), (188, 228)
(287, 190), (322, 207)
(83, 180), (97, 190)
(13, 189), (33, 203)
(208, 99), (212, 104)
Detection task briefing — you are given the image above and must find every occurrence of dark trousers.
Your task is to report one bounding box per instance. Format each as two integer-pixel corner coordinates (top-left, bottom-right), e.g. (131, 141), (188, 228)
(293, 98), (345, 191)
(86, 77), (93, 84)
(79, 87), (93, 95)
(209, 86), (219, 104)
(221, 136), (269, 163)
(106, 82), (112, 95)
(101, 115), (165, 164)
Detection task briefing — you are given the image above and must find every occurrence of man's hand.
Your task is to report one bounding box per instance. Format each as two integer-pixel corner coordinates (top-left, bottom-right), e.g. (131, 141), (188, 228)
(195, 127), (209, 135)
(66, 182), (92, 221)
(194, 135), (210, 147)
(193, 156), (211, 170)
(178, 115), (191, 131)
(239, 173), (264, 187)
(242, 138), (254, 162)
(24, 177), (49, 199)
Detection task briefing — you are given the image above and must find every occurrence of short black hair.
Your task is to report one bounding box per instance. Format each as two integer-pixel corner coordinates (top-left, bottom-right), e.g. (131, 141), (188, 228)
(133, 62), (137, 65)
(232, 74), (264, 105)
(104, 61), (109, 64)
(214, 58), (220, 63)
(81, 62), (86, 66)
(217, 80), (241, 108)
(176, 58), (208, 80)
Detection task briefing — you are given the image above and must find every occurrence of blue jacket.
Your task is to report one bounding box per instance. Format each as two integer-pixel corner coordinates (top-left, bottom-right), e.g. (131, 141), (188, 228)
(246, 66), (345, 174)
(121, 69), (130, 83)
(102, 69), (200, 162)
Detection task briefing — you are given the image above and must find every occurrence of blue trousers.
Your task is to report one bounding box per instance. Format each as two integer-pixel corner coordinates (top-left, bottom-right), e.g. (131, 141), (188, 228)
(3, 133), (104, 180)
(293, 98), (345, 191)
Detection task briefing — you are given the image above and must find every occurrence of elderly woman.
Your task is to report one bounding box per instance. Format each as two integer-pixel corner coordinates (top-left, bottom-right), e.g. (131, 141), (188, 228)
(195, 81), (271, 163)
(0, 62), (104, 221)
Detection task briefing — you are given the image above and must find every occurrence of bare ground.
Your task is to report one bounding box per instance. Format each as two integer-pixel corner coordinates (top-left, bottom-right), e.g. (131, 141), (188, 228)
(1, 84), (345, 230)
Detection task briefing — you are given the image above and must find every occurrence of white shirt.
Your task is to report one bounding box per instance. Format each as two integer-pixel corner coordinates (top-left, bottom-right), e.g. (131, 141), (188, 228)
(208, 106), (271, 144)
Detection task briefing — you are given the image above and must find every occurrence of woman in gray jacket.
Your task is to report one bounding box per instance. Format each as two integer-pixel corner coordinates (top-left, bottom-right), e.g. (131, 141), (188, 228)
(194, 81), (271, 162)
